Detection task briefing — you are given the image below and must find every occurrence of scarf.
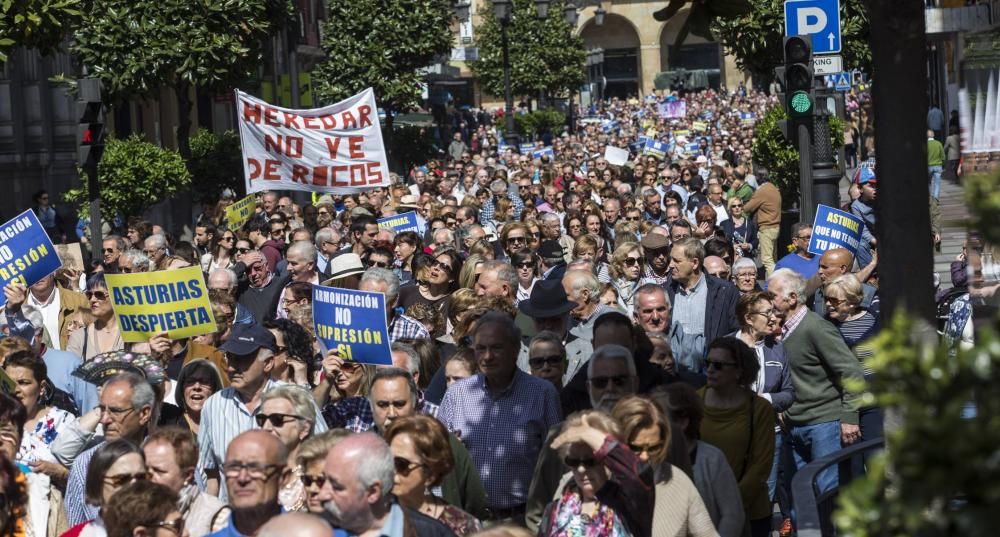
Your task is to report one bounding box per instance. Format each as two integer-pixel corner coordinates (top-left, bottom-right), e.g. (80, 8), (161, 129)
(548, 485), (627, 537)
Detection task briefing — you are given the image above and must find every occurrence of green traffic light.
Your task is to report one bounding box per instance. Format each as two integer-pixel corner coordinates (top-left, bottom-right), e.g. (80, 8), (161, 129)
(788, 90), (813, 116)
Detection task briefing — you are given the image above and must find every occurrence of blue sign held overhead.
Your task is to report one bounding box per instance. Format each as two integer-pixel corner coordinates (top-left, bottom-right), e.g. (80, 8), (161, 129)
(0, 210), (62, 306)
(808, 204), (865, 258)
(784, 0), (842, 54)
(532, 147), (555, 160)
(312, 285), (392, 366)
(378, 211), (420, 234)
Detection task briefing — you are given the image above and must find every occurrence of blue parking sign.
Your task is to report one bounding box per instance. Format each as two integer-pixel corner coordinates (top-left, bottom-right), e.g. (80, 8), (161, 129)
(785, 0), (841, 54)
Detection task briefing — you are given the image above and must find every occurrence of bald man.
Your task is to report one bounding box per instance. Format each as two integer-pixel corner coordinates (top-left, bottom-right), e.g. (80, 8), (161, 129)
(809, 248), (880, 316)
(210, 430), (288, 536)
(703, 255), (731, 280)
(258, 512), (338, 537)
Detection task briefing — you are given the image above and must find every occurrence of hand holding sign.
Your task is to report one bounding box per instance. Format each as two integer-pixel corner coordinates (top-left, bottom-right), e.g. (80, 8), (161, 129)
(3, 282), (26, 312)
(312, 284), (391, 366)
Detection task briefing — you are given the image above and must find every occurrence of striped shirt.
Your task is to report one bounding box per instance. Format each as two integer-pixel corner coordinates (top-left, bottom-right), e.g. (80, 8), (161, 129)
(197, 379), (327, 501)
(438, 370), (561, 510)
(832, 312), (879, 376)
(65, 442), (102, 525)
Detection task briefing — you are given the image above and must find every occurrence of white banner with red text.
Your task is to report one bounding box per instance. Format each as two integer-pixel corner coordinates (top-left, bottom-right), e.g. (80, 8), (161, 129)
(236, 88), (390, 195)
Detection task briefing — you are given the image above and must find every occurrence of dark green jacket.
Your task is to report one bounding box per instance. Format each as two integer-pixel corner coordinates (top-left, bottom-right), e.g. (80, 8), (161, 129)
(440, 432), (488, 519)
(782, 310), (864, 425)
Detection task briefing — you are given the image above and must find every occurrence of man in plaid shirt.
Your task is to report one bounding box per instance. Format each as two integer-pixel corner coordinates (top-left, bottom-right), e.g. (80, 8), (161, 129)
(358, 267), (430, 343)
(480, 178), (524, 226)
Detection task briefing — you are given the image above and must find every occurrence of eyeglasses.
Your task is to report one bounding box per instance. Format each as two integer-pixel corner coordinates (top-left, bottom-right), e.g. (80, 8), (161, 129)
(705, 360), (739, 371)
(434, 259), (453, 273)
(623, 257), (641, 267)
(102, 248), (116, 254)
(796, 235), (812, 241)
(588, 375), (630, 389)
(824, 296), (847, 307)
(340, 361), (362, 372)
(625, 216), (641, 222)
(393, 456), (425, 477)
(222, 462), (284, 480)
(255, 413), (304, 428)
(119, 266), (134, 273)
(516, 261), (535, 270)
(301, 473), (328, 489)
(507, 236), (526, 244)
(369, 260), (390, 268)
(98, 405), (135, 419)
(529, 355), (564, 369)
(236, 247), (252, 254)
(730, 203), (743, 208)
(750, 309), (775, 318)
(564, 457), (598, 469)
(221, 236), (235, 242)
(104, 472), (147, 488)
(86, 290), (109, 301)
(155, 518), (185, 536)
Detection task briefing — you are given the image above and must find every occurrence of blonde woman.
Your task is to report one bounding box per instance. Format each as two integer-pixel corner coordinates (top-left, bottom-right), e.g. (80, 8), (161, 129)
(609, 242), (643, 312)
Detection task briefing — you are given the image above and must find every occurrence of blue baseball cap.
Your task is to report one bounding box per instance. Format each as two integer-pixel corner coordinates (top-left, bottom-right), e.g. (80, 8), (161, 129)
(220, 323), (277, 355)
(857, 166), (876, 185)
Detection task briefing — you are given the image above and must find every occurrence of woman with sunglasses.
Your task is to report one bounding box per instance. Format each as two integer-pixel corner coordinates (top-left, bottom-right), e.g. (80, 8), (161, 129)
(727, 197), (757, 260)
(609, 242), (643, 312)
(316, 349), (376, 406)
(611, 396), (717, 537)
(698, 337), (775, 537)
(498, 223), (530, 261)
(66, 274), (124, 362)
(63, 439), (147, 537)
(295, 430), (352, 515)
(257, 386), (317, 512)
(540, 410), (654, 537)
(199, 228), (236, 273)
(398, 251), (461, 319)
(511, 250), (539, 305)
(385, 415), (481, 536)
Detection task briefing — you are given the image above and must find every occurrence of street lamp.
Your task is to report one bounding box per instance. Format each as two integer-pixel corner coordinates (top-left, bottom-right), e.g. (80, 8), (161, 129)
(492, 0), (519, 148)
(563, 4), (578, 25)
(594, 7), (605, 26)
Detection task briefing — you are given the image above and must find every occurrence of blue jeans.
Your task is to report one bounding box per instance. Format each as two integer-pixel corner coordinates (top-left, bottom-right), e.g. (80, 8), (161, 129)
(929, 165), (943, 199)
(789, 420), (842, 497)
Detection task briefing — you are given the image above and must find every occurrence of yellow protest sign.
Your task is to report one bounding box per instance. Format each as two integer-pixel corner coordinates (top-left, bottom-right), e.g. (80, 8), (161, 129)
(692, 121), (707, 132)
(226, 195), (257, 230)
(105, 266), (217, 343)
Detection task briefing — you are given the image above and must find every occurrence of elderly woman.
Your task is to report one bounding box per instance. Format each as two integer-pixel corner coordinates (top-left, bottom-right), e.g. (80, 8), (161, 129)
(295, 430), (352, 515)
(698, 337), (775, 537)
(611, 397), (717, 537)
(733, 291), (794, 508)
(573, 234), (611, 283)
(66, 274), (124, 361)
(4, 352), (74, 480)
(540, 410), (654, 537)
(823, 274), (882, 447)
(63, 439), (147, 536)
(566, 214), (585, 241)
(731, 257), (760, 295)
(609, 242), (643, 312)
(257, 385), (319, 512)
(386, 415), (481, 536)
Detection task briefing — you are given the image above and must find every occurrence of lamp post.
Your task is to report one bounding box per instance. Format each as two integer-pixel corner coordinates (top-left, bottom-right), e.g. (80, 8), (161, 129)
(492, 0), (519, 148)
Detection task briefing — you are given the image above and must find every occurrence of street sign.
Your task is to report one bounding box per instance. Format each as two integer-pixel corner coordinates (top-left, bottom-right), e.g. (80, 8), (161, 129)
(784, 0), (842, 54)
(826, 72), (852, 91)
(812, 55), (842, 75)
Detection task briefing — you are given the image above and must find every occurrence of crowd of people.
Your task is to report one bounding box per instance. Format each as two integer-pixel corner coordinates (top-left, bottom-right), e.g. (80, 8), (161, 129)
(0, 87), (899, 537)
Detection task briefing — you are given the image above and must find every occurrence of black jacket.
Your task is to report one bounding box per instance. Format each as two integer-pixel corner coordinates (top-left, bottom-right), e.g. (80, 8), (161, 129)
(664, 273), (740, 348)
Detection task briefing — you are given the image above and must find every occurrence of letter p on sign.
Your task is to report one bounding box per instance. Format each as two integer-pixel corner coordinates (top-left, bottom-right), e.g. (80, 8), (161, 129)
(797, 7), (827, 35)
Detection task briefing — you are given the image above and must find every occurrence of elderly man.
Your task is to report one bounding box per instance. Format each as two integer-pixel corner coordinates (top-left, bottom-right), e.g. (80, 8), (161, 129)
(438, 312), (561, 524)
(633, 283), (671, 333)
(143, 233), (169, 268)
(314, 227), (341, 280)
(25, 273), (88, 350)
(206, 430), (288, 537)
(809, 248), (879, 316)
(432, 227), (454, 252)
(475, 260), (518, 304)
(640, 233), (671, 285)
(208, 268), (255, 325)
(774, 223), (820, 279)
(318, 433), (454, 537)
(518, 279), (592, 384)
(539, 212), (574, 263)
(237, 251), (290, 324)
(258, 512), (337, 537)
(666, 238), (740, 374)
(703, 255), (731, 280)
(641, 189), (665, 225)
(536, 240), (567, 282)
(198, 324), (326, 500)
(767, 268), (864, 497)
(62, 373), (156, 524)
(102, 235), (127, 270)
(563, 269), (615, 343)
(118, 248), (153, 273)
(359, 268), (429, 342)
(602, 198), (621, 240)
(276, 241), (319, 319)
(525, 344), (639, 532)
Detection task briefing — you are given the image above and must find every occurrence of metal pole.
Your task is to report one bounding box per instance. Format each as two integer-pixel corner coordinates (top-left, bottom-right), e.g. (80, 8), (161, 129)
(501, 22), (518, 147)
(811, 99), (841, 213)
(798, 123), (814, 223)
(87, 162), (102, 261)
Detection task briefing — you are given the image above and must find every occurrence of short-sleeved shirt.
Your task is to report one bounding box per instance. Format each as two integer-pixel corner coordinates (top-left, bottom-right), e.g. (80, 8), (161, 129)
(437, 370), (561, 510)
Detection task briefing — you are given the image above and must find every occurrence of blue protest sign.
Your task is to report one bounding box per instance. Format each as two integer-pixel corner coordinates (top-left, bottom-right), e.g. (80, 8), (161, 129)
(519, 143), (536, 154)
(808, 204), (865, 257)
(0, 210), (62, 306)
(378, 211), (420, 233)
(312, 285), (392, 366)
(532, 147), (554, 160)
(643, 138), (668, 160)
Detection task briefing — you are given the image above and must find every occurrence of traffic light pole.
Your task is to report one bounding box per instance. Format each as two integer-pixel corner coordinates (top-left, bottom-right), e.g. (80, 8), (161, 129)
(85, 162), (102, 261)
(798, 124), (814, 222)
(810, 86), (841, 221)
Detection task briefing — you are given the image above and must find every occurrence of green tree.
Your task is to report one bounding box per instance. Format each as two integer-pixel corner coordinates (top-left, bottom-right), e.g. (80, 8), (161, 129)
(63, 134), (191, 220)
(471, 0), (585, 101)
(70, 0), (289, 158)
(711, 0), (871, 80)
(751, 105), (842, 204)
(312, 0), (454, 126)
(0, 0), (80, 62)
(652, 0), (751, 47)
(187, 129), (244, 204)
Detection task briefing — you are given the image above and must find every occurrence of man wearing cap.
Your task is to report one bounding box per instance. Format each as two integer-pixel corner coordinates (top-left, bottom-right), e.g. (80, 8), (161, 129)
(537, 240), (568, 282)
(850, 167), (878, 268)
(640, 233), (672, 286)
(198, 323), (327, 500)
(517, 279), (592, 385)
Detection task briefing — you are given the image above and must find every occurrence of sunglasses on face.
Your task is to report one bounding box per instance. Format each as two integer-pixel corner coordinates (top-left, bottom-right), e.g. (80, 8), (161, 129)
(104, 472), (147, 488)
(529, 355), (563, 369)
(86, 290), (109, 301)
(369, 260), (390, 268)
(102, 248), (116, 254)
(507, 236), (526, 244)
(705, 360), (739, 371)
(623, 257), (641, 267)
(393, 456), (424, 477)
(155, 518), (185, 536)
(589, 375), (629, 389)
(434, 260), (453, 272)
(564, 457), (598, 469)
(517, 261), (534, 270)
(254, 413), (304, 428)
(301, 473), (328, 488)
(236, 248), (252, 254)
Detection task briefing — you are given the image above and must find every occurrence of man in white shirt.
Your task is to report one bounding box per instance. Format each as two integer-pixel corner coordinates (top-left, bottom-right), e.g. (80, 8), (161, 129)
(26, 273), (88, 350)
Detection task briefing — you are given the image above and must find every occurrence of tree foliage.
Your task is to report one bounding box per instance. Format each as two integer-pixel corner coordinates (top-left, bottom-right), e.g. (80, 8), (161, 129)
(187, 129), (244, 204)
(836, 310), (1000, 536)
(711, 0), (871, 80)
(471, 0), (585, 99)
(652, 0), (751, 47)
(515, 108), (565, 138)
(312, 0), (454, 114)
(0, 0), (80, 62)
(63, 135), (191, 220)
(70, 0), (290, 156)
(751, 105), (842, 204)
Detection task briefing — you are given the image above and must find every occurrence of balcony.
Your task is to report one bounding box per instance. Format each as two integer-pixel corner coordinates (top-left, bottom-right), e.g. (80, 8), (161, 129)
(925, 0), (1000, 35)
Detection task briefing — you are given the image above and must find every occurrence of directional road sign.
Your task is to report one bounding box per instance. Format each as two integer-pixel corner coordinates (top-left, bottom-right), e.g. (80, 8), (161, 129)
(812, 55), (843, 75)
(785, 0), (842, 54)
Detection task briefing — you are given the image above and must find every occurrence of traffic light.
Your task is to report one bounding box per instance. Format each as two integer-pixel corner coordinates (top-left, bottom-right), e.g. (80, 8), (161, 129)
(783, 36), (814, 119)
(76, 78), (105, 168)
